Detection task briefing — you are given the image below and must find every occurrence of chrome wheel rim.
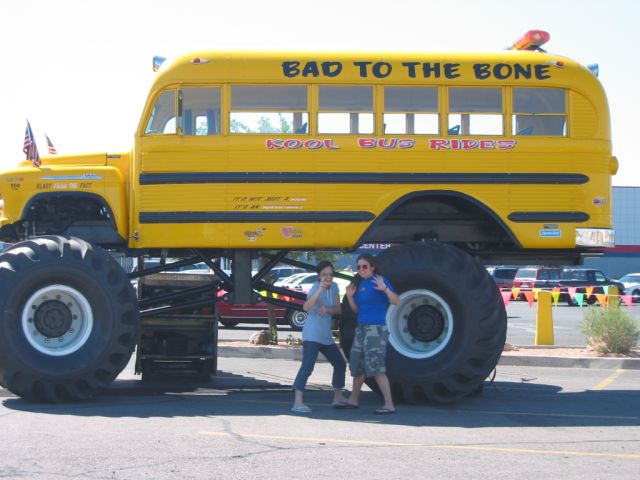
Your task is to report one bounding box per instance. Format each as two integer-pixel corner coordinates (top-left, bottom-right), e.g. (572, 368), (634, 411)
(21, 285), (93, 356)
(387, 289), (454, 359)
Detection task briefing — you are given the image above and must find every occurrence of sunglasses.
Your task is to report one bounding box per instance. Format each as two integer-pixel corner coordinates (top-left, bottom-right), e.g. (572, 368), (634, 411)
(356, 264), (369, 271)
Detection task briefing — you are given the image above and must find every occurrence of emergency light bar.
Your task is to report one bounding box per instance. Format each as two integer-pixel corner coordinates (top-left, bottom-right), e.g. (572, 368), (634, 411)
(508, 30), (550, 51)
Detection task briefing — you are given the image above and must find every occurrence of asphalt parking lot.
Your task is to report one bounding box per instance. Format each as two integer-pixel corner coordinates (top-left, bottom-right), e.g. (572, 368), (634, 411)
(1, 356), (639, 479)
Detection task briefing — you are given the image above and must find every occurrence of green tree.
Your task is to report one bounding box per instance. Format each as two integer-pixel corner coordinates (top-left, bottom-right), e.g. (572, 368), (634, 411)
(230, 114), (293, 134)
(279, 114), (292, 133)
(286, 251), (344, 268)
(309, 251), (339, 265)
(230, 119), (251, 133)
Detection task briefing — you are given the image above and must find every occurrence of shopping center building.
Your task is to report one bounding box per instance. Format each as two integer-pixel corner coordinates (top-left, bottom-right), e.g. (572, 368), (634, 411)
(584, 186), (640, 278)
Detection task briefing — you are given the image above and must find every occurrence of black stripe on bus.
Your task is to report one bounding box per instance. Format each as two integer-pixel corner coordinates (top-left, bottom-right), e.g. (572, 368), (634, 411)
(139, 172), (589, 185)
(139, 211), (376, 224)
(508, 212), (590, 223)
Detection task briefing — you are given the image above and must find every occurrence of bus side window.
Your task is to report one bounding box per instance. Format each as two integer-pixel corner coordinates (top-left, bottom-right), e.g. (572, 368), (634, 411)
(383, 86), (439, 135)
(318, 86), (374, 134)
(230, 85), (308, 134)
(181, 87), (222, 135)
(513, 88), (566, 136)
(448, 87), (503, 135)
(145, 90), (177, 135)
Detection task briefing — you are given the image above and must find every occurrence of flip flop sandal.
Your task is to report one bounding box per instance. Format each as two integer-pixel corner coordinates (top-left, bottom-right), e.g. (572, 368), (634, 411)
(291, 405), (312, 413)
(374, 407), (396, 414)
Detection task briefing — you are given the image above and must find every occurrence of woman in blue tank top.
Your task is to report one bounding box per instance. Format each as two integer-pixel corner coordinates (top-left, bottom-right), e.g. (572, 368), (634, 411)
(342, 254), (399, 414)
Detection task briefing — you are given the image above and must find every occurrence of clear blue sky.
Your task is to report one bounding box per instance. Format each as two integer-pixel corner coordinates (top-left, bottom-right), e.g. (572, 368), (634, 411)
(1, 0), (638, 185)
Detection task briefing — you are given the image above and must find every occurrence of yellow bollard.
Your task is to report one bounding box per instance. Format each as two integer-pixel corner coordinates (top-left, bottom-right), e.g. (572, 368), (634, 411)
(535, 290), (555, 345)
(607, 285), (619, 309)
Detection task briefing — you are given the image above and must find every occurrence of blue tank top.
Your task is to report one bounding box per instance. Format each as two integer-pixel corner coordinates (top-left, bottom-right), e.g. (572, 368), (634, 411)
(354, 277), (394, 326)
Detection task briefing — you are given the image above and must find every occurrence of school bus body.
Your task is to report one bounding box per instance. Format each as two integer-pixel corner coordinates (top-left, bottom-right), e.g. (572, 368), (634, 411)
(126, 50), (615, 256)
(0, 49), (615, 258)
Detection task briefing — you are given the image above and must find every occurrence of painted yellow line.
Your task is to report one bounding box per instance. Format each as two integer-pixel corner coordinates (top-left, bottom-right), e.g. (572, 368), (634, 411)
(592, 369), (625, 391)
(199, 431), (640, 459)
(455, 408), (640, 421)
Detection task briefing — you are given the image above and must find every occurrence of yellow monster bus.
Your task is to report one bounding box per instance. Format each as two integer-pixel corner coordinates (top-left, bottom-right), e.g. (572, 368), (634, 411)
(0, 31), (617, 402)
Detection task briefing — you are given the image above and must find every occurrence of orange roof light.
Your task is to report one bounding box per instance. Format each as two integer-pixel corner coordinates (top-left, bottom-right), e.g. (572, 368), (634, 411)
(508, 30), (550, 51)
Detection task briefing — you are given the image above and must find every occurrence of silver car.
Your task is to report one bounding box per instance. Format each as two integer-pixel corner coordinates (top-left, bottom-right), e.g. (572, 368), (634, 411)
(617, 273), (640, 303)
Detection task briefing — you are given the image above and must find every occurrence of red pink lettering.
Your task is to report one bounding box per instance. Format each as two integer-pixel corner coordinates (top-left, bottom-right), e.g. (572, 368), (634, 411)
(284, 139), (303, 149)
(266, 139), (341, 150)
(358, 138), (377, 149)
(357, 138), (416, 149)
(429, 139), (449, 150)
(496, 140), (516, 150)
(429, 139), (516, 150)
(305, 139), (324, 150)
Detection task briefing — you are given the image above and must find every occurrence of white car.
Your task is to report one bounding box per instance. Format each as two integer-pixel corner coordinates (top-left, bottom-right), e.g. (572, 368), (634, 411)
(295, 272), (353, 297)
(617, 273), (640, 302)
(274, 272), (316, 289)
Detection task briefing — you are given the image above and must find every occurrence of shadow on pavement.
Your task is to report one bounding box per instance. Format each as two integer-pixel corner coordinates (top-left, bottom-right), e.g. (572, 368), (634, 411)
(3, 372), (640, 428)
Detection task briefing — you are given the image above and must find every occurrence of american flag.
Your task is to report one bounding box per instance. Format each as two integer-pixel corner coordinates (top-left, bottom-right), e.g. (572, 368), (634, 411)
(23, 120), (41, 167)
(45, 134), (57, 155)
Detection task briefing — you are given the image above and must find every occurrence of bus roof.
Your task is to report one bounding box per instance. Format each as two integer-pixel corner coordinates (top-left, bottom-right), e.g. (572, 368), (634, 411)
(150, 49), (600, 91)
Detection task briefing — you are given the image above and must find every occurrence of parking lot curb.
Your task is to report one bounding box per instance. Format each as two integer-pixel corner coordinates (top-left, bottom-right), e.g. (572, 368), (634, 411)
(218, 342), (640, 369)
(498, 354), (640, 370)
(219, 343), (302, 361)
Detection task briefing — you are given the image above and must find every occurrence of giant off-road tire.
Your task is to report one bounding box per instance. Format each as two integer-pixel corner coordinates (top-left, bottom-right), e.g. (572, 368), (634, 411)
(375, 242), (506, 403)
(0, 236), (139, 402)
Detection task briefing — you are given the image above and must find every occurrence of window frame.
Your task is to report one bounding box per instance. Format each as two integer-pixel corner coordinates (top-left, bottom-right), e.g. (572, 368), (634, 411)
(317, 85), (375, 135)
(143, 82), (574, 140)
(511, 87), (568, 137)
(179, 85), (223, 136)
(144, 88), (179, 136)
(382, 85), (440, 135)
(446, 86), (504, 136)
(229, 84), (310, 135)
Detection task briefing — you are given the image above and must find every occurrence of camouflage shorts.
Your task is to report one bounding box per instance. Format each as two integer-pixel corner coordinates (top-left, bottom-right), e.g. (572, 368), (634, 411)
(349, 324), (389, 377)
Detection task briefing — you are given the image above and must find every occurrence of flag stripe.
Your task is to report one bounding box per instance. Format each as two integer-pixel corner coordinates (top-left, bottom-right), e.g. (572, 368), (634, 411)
(45, 134), (57, 155)
(23, 120), (41, 167)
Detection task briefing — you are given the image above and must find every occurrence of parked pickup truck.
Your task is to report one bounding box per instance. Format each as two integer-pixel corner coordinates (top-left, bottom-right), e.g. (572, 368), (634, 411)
(512, 267), (563, 300)
(558, 268), (625, 305)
